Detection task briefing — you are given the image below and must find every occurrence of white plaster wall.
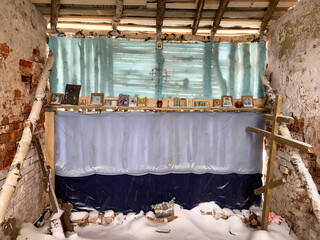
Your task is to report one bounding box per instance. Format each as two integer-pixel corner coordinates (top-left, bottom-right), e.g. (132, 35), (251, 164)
(268, 0), (320, 239)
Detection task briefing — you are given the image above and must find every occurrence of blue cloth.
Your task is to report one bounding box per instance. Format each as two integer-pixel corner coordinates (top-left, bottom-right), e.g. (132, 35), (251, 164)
(49, 37), (267, 99)
(55, 173), (262, 212)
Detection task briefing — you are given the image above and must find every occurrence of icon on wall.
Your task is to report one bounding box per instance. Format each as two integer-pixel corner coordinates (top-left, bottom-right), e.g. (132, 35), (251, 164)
(63, 84), (81, 105)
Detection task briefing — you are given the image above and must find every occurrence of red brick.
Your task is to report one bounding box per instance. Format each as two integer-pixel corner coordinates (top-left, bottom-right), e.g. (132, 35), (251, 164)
(3, 157), (13, 169)
(33, 47), (40, 56)
(12, 122), (22, 130)
(0, 133), (10, 144)
(23, 105), (32, 113)
(0, 151), (8, 161)
(19, 59), (33, 68)
(1, 116), (9, 125)
(14, 89), (22, 98)
(7, 148), (16, 158)
(14, 130), (23, 140)
(0, 43), (9, 54)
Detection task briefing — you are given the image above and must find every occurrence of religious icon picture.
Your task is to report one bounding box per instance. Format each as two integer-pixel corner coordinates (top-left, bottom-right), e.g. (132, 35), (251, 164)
(187, 99), (193, 107)
(221, 96), (233, 107)
(156, 40), (163, 50)
(118, 94), (130, 106)
(174, 97), (180, 107)
(129, 97), (137, 107)
(242, 96), (254, 108)
(90, 93), (104, 106)
(78, 97), (87, 106)
(193, 100), (206, 107)
(63, 84), (81, 105)
(137, 97), (147, 107)
(104, 99), (112, 106)
(213, 99), (221, 107)
(180, 98), (187, 107)
(50, 93), (63, 105)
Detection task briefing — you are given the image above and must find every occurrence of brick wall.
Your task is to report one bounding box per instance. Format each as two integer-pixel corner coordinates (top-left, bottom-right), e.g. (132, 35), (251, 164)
(0, 0), (47, 238)
(267, 0), (320, 239)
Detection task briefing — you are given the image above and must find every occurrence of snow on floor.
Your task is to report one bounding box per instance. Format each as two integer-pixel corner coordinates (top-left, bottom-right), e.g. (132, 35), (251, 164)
(18, 203), (295, 240)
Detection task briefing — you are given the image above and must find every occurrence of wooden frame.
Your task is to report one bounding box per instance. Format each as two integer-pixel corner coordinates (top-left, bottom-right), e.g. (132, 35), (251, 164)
(193, 100), (206, 107)
(130, 97), (137, 107)
(221, 96), (233, 107)
(179, 98), (187, 107)
(242, 96), (254, 108)
(50, 93), (64, 105)
(104, 99), (112, 106)
(174, 97), (180, 107)
(137, 97), (147, 107)
(78, 97), (87, 106)
(118, 94), (130, 106)
(90, 93), (104, 106)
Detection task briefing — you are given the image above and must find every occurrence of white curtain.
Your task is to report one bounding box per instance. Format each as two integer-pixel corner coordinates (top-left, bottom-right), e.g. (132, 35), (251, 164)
(54, 112), (265, 177)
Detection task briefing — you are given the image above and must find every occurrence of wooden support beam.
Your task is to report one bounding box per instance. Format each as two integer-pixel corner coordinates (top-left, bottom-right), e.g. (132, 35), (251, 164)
(260, 95), (282, 231)
(274, 135), (314, 154)
(210, 0), (230, 41)
(259, 0), (280, 37)
(262, 114), (294, 124)
(156, 0), (166, 40)
(112, 0), (124, 37)
(192, 0), (205, 35)
(247, 126), (271, 138)
(254, 178), (286, 195)
(50, 0), (60, 33)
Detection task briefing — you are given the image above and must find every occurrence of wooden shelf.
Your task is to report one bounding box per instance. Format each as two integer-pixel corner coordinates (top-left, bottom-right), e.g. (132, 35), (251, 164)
(45, 105), (269, 113)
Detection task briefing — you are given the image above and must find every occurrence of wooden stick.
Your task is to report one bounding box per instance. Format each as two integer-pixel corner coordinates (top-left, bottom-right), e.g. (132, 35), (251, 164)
(262, 114), (294, 124)
(0, 53), (54, 225)
(192, 0), (205, 35)
(156, 0), (166, 40)
(259, 0), (280, 37)
(50, 0), (60, 33)
(255, 178), (286, 195)
(273, 135), (314, 154)
(261, 95), (282, 230)
(247, 126), (271, 138)
(112, 0), (124, 37)
(210, 0), (231, 41)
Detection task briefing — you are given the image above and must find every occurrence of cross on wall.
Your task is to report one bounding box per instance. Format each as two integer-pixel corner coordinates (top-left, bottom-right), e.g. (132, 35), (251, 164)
(248, 95), (314, 231)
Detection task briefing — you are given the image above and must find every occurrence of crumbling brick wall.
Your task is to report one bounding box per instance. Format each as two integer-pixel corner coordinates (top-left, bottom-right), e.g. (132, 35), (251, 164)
(0, 0), (47, 238)
(267, 0), (320, 239)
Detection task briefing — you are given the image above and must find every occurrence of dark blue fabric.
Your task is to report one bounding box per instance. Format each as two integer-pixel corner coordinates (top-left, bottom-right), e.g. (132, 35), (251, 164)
(55, 173), (262, 213)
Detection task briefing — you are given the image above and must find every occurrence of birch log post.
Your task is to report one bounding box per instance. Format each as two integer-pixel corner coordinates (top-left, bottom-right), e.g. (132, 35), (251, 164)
(262, 68), (320, 223)
(0, 53), (54, 225)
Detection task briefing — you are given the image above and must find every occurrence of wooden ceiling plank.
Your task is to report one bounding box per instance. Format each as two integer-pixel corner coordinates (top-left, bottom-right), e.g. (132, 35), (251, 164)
(112, 0), (124, 36)
(192, 0), (205, 35)
(259, 0), (280, 37)
(51, 0), (60, 33)
(31, 0), (147, 6)
(156, 0), (166, 40)
(211, 0), (231, 41)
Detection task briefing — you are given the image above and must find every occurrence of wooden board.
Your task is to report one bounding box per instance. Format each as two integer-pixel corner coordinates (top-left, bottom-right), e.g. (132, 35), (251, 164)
(44, 112), (55, 204)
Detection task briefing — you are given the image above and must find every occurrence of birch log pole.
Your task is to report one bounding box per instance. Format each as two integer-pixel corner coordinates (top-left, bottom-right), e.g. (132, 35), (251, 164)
(262, 68), (320, 223)
(0, 53), (54, 225)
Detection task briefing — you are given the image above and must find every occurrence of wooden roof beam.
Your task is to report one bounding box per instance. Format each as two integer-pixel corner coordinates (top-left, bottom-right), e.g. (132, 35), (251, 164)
(156, 0), (166, 40)
(210, 0), (230, 41)
(192, 0), (205, 35)
(50, 0), (60, 33)
(112, 0), (124, 37)
(259, 0), (280, 38)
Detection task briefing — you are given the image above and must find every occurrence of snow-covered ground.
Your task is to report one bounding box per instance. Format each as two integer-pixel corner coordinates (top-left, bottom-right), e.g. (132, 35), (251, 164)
(18, 202), (297, 240)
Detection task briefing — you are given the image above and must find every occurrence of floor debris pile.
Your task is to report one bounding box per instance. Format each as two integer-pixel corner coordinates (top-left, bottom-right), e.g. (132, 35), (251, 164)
(18, 202), (296, 240)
